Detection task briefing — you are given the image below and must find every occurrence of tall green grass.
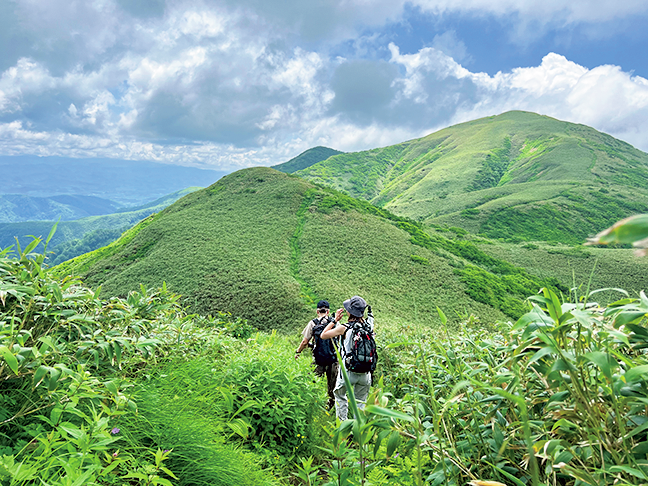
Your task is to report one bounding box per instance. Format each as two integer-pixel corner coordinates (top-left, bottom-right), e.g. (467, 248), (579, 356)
(118, 372), (281, 486)
(314, 287), (648, 486)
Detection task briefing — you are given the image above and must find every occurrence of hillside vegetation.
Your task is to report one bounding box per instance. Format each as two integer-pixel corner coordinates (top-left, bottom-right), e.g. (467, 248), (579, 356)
(295, 111), (648, 244)
(55, 168), (569, 331)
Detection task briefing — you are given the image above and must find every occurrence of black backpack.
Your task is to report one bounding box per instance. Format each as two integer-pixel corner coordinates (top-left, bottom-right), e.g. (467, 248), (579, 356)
(343, 319), (377, 373)
(312, 317), (337, 366)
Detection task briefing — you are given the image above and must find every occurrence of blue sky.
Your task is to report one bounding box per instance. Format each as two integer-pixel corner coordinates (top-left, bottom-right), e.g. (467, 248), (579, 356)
(1, 0), (647, 169)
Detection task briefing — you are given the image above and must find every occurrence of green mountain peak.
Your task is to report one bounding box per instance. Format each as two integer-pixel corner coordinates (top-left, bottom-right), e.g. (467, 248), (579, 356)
(294, 111), (648, 244)
(272, 146), (343, 173)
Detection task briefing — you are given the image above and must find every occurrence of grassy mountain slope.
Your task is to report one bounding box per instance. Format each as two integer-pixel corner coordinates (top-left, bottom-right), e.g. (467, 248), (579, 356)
(295, 111), (648, 244)
(56, 168), (568, 332)
(0, 187), (202, 260)
(272, 146), (343, 173)
(474, 239), (648, 302)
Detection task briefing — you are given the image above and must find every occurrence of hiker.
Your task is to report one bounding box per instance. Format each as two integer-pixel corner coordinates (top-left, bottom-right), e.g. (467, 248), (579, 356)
(320, 295), (376, 421)
(295, 300), (339, 409)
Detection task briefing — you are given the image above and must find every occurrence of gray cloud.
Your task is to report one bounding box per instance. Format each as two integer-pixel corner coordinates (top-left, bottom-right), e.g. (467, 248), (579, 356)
(329, 60), (399, 124)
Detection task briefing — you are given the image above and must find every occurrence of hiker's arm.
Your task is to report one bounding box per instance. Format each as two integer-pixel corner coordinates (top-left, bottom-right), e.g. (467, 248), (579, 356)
(321, 310), (346, 340)
(295, 335), (311, 358)
(320, 325), (345, 340)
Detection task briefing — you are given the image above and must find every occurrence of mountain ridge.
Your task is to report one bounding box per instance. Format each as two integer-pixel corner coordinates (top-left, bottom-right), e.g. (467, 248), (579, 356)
(294, 111), (648, 244)
(1, 155), (228, 206)
(0, 187), (202, 263)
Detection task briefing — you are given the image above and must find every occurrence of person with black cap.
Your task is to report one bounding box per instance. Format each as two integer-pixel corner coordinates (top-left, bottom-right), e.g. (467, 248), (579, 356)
(295, 300), (339, 409)
(320, 295), (375, 421)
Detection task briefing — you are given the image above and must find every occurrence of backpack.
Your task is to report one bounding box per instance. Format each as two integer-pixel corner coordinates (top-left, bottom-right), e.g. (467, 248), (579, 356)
(312, 317), (337, 366)
(343, 319), (377, 373)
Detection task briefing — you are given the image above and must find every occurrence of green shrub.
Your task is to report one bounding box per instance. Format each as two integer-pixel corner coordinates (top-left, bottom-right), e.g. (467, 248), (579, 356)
(217, 335), (323, 456)
(461, 208), (480, 218)
(522, 242), (539, 249)
(469, 137), (512, 191)
(0, 240), (282, 486)
(410, 255), (429, 265)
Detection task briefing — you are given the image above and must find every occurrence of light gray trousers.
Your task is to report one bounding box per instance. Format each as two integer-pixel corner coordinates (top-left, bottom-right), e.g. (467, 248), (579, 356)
(333, 369), (371, 421)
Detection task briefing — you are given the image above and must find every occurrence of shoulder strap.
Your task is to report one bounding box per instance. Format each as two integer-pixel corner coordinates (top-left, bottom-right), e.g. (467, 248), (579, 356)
(312, 317), (321, 327)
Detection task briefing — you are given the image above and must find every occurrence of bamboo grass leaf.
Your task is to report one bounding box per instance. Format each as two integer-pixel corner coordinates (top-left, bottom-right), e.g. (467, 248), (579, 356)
(588, 287), (628, 298)
(528, 346), (556, 365)
(625, 364), (648, 383)
(46, 220), (59, 246)
(608, 464), (648, 480)
(23, 238), (41, 257)
(583, 351), (617, 381)
(0, 345), (19, 375)
(437, 306), (447, 326)
(614, 311), (648, 327)
(551, 357), (578, 373)
(481, 461), (526, 486)
(33, 365), (48, 388)
(588, 214), (648, 246)
(543, 287), (563, 322)
(364, 405), (414, 422)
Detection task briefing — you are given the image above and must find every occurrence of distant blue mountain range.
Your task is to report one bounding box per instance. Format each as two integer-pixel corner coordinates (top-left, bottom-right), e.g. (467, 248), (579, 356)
(3, 155), (229, 206)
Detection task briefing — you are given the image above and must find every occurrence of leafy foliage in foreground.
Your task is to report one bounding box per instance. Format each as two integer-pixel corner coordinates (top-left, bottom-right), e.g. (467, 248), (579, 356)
(589, 213), (648, 256)
(0, 239), (282, 486)
(305, 287), (648, 486)
(294, 225), (648, 486)
(5, 218), (648, 485)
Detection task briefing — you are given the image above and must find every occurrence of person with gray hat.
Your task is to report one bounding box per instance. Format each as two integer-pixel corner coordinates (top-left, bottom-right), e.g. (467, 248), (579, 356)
(295, 300), (339, 409)
(320, 295), (376, 421)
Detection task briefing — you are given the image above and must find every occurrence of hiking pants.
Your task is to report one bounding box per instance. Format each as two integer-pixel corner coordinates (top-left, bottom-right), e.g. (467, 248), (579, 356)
(315, 362), (339, 409)
(333, 369), (371, 421)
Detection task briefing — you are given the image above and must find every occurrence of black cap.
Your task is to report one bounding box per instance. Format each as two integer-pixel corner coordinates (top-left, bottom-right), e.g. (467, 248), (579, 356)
(317, 300), (330, 309)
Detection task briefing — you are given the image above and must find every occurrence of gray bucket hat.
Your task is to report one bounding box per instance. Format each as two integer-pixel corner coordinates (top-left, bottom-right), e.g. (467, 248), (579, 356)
(343, 295), (367, 317)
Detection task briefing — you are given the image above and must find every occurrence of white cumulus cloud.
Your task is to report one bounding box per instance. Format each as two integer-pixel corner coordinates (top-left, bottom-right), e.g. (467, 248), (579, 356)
(0, 0), (647, 169)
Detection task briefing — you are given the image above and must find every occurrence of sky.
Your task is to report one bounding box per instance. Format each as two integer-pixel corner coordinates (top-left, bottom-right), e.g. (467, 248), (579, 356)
(1, 0), (648, 170)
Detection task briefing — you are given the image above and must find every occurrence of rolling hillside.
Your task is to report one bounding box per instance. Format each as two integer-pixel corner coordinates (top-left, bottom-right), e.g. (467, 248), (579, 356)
(55, 168), (569, 331)
(295, 111), (648, 244)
